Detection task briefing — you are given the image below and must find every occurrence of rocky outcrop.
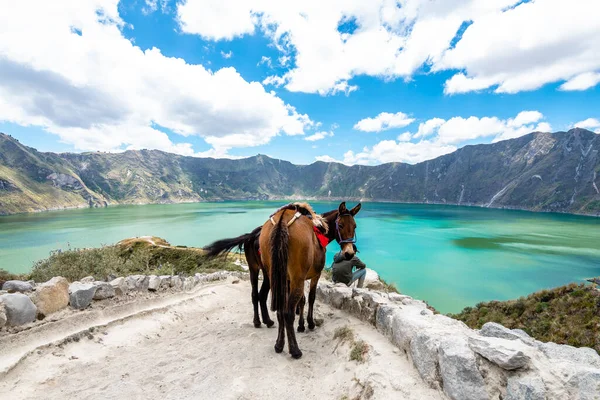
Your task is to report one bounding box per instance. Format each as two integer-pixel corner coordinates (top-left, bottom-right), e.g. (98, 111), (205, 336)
(68, 283), (97, 309)
(0, 293), (37, 325)
(125, 275), (150, 291)
(92, 282), (115, 300)
(30, 276), (69, 317)
(2, 280), (33, 293)
(317, 282), (600, 400)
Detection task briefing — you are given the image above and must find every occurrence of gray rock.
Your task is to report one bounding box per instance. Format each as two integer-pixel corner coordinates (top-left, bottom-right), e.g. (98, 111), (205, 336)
(410, 331), (442, 388)
(438, 338), (488, 400)
(480, 322), (535, 345)
(567, 367), (600, 400)
(0, 293), (37, 325)
(183, 277), (195, 291)
(468, 337), (530, 370)
(170, 276), (183, 290)
(0, 302), (7, 327)
(148, 275), (161, 291)
(329, 286), (353, 309)
(69, 283), (97, 309)
(506, 376), (546, 400)
(30, 276), (69, 317)
(538, 341), (600, 369)
(80, 276), (95, 284)
(159, 275), (171, 289)
(92, 282), (115, 300)
(388, 292), (410, 302)
(2, 280), (33, 293)
(109, 277), (127, 296)
(420, 309), (433, 316)
(125, 275), (149, 291)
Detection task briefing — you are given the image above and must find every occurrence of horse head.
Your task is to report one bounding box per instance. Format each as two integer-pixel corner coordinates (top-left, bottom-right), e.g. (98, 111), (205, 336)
(336, 202), (361, 260)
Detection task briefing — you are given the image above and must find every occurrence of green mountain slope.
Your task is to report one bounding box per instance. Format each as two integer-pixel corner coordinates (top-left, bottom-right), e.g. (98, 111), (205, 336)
(1, 129), (599, 215)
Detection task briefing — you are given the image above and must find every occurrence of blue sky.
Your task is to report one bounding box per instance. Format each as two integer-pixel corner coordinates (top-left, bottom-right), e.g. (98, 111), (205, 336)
(1, 0), (599, 165)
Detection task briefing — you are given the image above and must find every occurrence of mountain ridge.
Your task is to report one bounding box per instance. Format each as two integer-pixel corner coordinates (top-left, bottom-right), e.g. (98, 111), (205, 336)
(1, 129), (599, 216)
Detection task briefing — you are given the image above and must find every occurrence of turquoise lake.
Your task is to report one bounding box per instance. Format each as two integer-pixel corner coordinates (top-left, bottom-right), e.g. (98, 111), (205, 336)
(1, 201), (599, 313)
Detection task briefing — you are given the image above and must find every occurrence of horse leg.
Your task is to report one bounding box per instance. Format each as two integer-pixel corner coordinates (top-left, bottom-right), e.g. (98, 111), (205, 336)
(296, 294), (306, 332)
(250, 267), (261, 328)
(285, 281), (304, 359)
(274, 310), (285, 353)
(307, 275), (320, 330)
(259, 272), (274, 327)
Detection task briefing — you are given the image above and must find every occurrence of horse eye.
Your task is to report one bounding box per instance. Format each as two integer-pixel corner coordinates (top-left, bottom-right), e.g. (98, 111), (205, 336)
(338, 224), (344, 229)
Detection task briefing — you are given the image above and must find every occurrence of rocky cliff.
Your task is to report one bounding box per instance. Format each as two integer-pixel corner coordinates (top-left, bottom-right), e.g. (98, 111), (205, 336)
(1, 129), (599, 215)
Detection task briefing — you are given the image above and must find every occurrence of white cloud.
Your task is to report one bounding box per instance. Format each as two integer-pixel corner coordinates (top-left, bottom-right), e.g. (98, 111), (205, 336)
(343, 140), (457, 165)
(315, 155), (341, 163)
(327, 110), (552, 165)
(258, 56), (272, 67)
(573, 118), (600, 133)
(221, 50), (233, 59)
(414, 118), (445, 139)
(438, 0), (600, 94)
(354, 112), (415, 133)
(0, 0), (312, 157)
(305, 131), (334, 141)
(560, 72), (600, 91)
(177, 0), (600, 95)
(397, 132), (412, 142)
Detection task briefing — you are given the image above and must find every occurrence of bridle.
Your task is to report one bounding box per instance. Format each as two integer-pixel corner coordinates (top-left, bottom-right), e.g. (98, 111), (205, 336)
(335, 213), (357, 244)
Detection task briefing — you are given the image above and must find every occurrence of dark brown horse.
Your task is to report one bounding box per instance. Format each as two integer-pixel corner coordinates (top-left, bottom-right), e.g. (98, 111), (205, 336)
(260, 201), (360, 358)
(203, 202), (361, 334)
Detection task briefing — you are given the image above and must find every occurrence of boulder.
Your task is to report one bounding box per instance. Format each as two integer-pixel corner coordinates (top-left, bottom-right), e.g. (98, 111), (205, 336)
(329, 285), (353, 309)
(148, 275), (161, 291)
(69, 283), (97, 309)
(2, 280), (33, 293)
(125, 275), (149, 291)
(80, 276), (95, 284)
(159, 275), (171, 289)
(480, 322), (535, 345)
(506, 375), (546, 400)
(364, 268), (380, 285)
(410, 331), (442, 388)
(438, 337), (488, 400)
(92, 282), (115, 300)
(537, 342), (600, 369)
(183, 277), (195, 291)
(109, 277), (127, 296)
(0, 293), (37, 325)
(566, 367), (600, 400)
(30, 276), (69, 317)
(0, 302), (7, 327)
(170, 276), (183, 290)
(468, 337), (531, 370)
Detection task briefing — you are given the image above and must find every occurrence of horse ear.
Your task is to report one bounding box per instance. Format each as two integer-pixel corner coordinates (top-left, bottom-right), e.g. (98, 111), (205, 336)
(338, 202), (347, 214)
(350, 203), (361, 216)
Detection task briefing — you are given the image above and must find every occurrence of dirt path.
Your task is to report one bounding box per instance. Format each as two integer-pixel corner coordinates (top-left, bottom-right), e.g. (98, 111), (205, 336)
(0, 281), (445, 400)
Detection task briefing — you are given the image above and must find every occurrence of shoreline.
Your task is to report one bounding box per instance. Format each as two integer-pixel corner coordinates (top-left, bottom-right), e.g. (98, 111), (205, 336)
(1, 196), (599, 218)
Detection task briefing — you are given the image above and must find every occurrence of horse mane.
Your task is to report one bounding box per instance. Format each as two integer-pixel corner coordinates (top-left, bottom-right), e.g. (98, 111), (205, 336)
(271, 202), (329, 234)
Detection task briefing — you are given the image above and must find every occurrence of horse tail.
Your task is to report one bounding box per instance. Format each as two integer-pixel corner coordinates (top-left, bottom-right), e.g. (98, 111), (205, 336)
(270, 212), (289, 312)
(203, 226), (262, 258)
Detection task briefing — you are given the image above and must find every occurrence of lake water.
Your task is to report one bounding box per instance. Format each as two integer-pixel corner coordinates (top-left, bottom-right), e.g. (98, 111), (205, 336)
(1, 201), (599, 313)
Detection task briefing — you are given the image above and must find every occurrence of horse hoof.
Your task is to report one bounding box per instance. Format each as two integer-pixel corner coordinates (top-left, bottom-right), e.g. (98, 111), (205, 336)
(291, 350), (303, 359)
(265, 320), (275, 328)
(274, 344), (284, 353)
(297, 325), (305, 333)
(254, 321), (262, 328)
(308, 323), (315, 330)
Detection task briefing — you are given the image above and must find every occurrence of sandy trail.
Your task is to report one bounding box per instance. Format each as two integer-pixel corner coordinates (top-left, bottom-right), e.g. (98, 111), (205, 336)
(0, 281), (445, 400)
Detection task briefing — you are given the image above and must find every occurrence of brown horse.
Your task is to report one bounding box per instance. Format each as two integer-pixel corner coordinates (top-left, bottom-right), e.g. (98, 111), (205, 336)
(261, 201), (360, 358)
(203, 202), (360, 332)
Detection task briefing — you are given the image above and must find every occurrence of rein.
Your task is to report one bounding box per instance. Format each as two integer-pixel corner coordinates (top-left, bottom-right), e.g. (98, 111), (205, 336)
(335, 213), (357, 244)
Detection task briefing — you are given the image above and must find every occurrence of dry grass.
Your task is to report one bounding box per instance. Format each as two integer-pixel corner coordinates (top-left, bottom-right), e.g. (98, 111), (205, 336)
(333, 326), (355, 343)
(350, 340), (370, 363)
(28, 237), (242, 282)
(450, 282), (600, 354)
